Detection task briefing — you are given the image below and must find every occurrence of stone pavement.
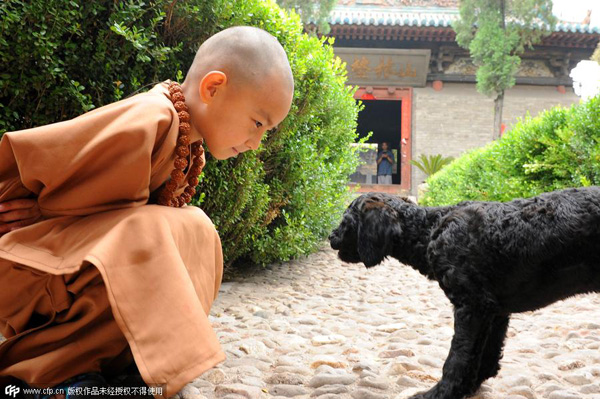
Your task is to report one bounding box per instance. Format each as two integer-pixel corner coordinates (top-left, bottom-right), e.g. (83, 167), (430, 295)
(181, 246), (600, 399)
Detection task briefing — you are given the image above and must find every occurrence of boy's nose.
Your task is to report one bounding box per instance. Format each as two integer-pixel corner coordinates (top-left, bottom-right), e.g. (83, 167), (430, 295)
(246, 134), (262, 151)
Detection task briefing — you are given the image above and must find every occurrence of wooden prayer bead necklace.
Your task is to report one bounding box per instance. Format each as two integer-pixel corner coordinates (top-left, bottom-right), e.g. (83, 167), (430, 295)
(157, 81), (205, 207)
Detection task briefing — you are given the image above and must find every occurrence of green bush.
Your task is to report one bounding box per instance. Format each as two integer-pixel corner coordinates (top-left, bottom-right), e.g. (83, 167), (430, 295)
(422, 96), (600, 206)
(0, 0), (361, 268)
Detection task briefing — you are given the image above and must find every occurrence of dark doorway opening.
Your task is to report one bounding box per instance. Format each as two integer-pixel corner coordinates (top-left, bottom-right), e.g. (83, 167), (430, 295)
(354, 99), (402, 185)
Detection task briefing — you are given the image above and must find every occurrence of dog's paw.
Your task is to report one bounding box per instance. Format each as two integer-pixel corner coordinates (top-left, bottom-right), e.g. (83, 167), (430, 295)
(404, 389), (431, 399)
(407, 388), (469, 399)
(405, 386), (450, 399)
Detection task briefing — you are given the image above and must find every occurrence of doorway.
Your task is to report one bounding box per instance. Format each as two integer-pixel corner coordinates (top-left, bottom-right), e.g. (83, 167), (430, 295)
(350, 87), (412, 193)
(354, 99), (402, 185)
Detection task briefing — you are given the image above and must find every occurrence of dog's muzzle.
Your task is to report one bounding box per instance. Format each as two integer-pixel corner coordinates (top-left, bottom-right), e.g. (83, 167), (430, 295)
(328, 230), (342, 250)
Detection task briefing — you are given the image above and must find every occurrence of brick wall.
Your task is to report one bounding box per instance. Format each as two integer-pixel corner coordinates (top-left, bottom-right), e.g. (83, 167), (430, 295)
(410, 82), (579, 194)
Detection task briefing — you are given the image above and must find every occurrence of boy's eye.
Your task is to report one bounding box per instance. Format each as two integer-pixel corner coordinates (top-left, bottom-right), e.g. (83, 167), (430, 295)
(255, 121), (263, 128)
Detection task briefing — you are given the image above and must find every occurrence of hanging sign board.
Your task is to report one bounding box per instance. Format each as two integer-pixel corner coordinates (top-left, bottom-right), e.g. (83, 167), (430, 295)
(335, 48), (431, 87)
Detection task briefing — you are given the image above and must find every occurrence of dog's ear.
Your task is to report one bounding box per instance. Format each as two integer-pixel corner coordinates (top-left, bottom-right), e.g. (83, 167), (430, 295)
(357, 205), (402, 267)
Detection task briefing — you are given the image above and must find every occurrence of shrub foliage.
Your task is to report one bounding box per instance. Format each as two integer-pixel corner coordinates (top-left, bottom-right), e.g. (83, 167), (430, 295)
(422, 96), (600, 206)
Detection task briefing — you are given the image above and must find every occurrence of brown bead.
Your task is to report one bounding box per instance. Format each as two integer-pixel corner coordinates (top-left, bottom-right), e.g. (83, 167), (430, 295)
(188, 176), (199, 187)
(159, 186), (172, 196)
(177, 196), (186, 207)
(182, 192), (192, 203)
(172, 92), (185, 102)
(174, 101), (188, 112)
(191, 144), (203, 156)
(171, 169), (185, 183)
(184, 186), (196, 196)
(178, 111), (190, 123)
(195, 157), (205, 168)
(165, 180), (178, 192)
(158, 192), (172, 205)
(174, 157), (188, 170)
(177, 135), (190, 146)
(175, 145), (190, 157)
(168, 83), (181, 94)
(160, 189), (174, 201)
(179, 122), (191, 135)
(190, 165), (203, 176)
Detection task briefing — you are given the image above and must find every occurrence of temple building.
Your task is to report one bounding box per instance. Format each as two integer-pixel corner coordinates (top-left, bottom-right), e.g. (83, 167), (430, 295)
(324, 0), (600, 195)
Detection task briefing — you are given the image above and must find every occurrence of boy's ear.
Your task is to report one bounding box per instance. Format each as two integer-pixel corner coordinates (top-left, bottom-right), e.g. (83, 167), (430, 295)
(199, 71), (227, 104)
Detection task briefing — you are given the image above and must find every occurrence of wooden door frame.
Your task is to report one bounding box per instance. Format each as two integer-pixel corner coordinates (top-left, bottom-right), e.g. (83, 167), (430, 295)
(353, 87), (412, 193)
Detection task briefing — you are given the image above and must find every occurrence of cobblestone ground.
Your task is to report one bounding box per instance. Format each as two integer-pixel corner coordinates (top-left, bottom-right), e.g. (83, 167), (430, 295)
(181, 246), (600, 399)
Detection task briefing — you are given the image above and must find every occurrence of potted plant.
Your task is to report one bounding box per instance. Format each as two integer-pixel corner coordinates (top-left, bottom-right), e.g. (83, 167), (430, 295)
(410, 154), (455, 199)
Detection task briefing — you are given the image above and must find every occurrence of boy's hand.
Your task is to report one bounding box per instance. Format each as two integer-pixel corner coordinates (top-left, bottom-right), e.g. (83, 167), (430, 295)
(0, 198), (42, 236)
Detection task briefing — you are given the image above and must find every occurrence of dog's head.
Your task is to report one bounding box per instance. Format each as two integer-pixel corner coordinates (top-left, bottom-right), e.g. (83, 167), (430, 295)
(329, 193), (409, 267)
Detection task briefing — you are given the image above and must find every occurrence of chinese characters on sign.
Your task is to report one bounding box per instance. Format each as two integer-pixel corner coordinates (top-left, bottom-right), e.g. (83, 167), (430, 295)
(352, 56), (417, 79)
(335, 48), (430, 87)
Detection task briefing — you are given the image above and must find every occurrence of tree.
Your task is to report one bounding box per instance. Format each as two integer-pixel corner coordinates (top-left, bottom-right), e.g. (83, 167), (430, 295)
(276, 0), (337, 34)
(453, 0), (556, 139)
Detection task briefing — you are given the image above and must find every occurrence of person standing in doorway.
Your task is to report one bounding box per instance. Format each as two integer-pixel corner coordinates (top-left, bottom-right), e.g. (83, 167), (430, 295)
(377, 141), (394, 184)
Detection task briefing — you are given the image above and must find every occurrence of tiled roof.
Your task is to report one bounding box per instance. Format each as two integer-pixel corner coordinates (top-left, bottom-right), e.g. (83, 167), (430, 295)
(330, 7), (457, 27)
(554, 22), (600, 34)
(337, 0), (458, 7)
(329, 6), (600, 34)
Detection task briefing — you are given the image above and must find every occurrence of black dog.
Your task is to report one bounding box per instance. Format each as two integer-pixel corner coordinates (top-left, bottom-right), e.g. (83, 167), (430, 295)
(329, 187), (600, 399)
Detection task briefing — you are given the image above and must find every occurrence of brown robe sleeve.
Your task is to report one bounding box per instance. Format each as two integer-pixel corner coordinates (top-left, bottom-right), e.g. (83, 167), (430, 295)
(0, 89), (177, 217)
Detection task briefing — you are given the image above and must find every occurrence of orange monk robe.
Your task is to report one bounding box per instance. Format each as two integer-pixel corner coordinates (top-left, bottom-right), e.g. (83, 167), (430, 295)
(0, 83), (225, 398)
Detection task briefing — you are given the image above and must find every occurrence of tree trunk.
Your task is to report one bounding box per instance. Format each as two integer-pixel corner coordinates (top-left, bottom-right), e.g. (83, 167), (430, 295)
(493, 0), (506, 140)
(493, 90), (504, 140)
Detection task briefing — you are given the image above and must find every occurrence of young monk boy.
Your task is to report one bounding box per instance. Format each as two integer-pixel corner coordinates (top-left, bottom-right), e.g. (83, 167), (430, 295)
(0, 26), (294, 399)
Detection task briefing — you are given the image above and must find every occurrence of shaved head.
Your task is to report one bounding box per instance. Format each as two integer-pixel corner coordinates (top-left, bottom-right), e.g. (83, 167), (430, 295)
(185, 26), (294, 92)
(181, 26), (294, 156)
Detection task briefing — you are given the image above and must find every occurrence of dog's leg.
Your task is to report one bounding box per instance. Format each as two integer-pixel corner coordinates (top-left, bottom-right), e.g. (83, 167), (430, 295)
(409, 306), (494, 399)
(472, 316), (509, 389)
(466, 315), (509, 396)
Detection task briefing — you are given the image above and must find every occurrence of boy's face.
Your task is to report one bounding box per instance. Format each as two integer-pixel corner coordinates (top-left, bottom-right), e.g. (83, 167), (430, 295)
(382, 142), (389, 151)
(196, 74), (293, 160)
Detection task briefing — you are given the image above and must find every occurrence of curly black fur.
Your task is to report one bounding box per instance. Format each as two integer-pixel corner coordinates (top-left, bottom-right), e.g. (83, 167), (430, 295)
(329, 188), (600, 399)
